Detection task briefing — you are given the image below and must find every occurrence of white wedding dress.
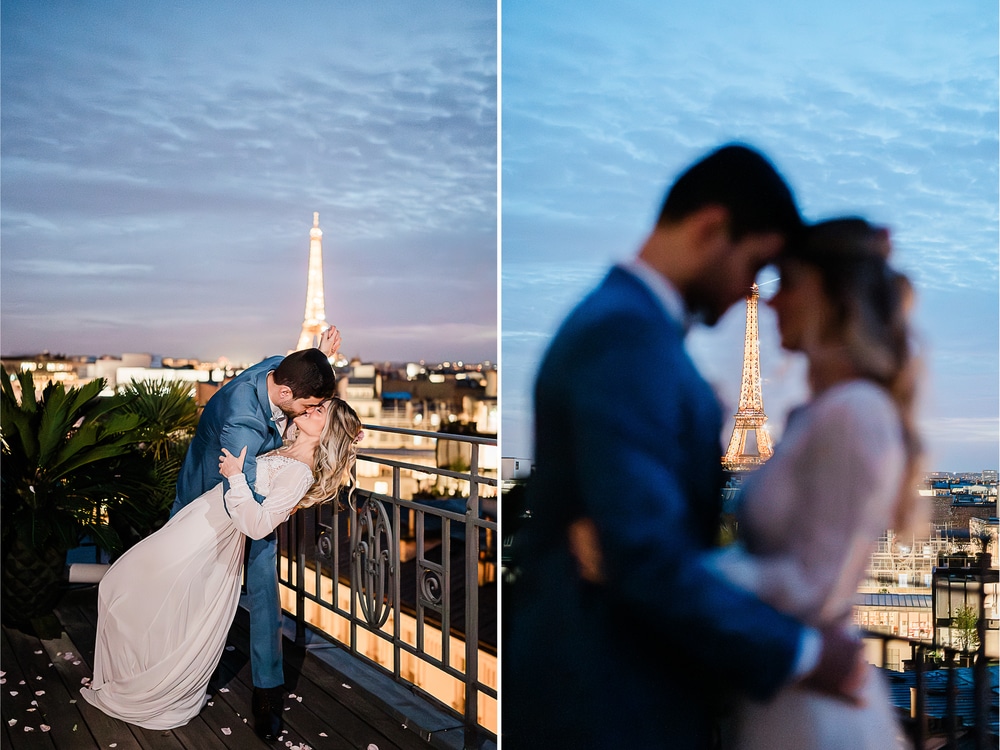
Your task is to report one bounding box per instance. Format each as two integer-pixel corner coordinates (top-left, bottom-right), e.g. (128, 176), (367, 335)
(709, 381), (909, 750)
(80, 454), (313, 730)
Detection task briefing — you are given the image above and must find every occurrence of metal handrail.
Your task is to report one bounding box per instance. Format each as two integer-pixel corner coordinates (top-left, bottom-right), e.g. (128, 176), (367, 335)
(275, 424), (497, 749)
(860, 628), (996, 750)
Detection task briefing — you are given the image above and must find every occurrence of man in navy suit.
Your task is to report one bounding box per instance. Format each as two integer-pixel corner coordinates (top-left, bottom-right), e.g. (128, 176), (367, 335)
(504, 145), (862, 748)
(172, 329), (339, 740)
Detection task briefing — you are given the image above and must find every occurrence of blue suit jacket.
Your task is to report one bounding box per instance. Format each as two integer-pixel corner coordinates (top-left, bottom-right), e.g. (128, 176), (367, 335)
(505, 267), (804, 749)
(174, 356), (285, 512)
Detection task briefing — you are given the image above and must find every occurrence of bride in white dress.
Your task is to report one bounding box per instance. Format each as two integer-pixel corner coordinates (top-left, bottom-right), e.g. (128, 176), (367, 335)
(80, 398), (362, 730)
(709, 218), (925, 750)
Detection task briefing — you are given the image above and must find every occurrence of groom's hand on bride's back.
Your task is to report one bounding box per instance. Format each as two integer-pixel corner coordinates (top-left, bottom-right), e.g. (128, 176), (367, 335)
(801, 626), (868, 706)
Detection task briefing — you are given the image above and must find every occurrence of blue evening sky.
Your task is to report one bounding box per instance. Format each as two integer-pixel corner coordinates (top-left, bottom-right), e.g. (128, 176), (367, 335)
(501, 1), (998, 473)
(1, 0), (497, 364)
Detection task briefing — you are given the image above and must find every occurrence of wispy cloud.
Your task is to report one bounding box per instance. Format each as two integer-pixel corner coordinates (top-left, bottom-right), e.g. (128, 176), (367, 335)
(1, 1), (497, 364)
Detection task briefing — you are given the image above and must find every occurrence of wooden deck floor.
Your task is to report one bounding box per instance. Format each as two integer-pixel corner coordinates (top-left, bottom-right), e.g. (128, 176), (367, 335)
(2, 585), (486, 750)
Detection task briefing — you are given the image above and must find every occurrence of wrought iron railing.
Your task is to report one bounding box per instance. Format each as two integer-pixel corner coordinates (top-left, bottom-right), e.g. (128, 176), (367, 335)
(275, 424), (497, 749)
(861, 629), (996, 750)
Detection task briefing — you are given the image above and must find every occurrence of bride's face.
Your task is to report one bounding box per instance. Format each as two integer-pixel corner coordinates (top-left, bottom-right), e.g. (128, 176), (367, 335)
(768, 260), (831, 352)
(292, 400), (328, 438)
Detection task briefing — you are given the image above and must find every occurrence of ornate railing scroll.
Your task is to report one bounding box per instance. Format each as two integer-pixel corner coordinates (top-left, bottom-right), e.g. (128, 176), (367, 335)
(351, 492), (394, 628)
(275, 423), (497, 749)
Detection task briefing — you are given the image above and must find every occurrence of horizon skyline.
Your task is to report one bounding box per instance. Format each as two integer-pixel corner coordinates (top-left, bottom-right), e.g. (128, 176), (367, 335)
(0, 346), (495, 368)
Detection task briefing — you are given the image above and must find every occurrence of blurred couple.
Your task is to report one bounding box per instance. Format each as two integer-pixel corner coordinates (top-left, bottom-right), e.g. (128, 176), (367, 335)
(505, 144), (922, 749)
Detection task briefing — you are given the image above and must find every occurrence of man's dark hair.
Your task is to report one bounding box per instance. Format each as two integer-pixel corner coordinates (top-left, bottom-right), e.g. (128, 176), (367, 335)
(657, 143), (802, 240)
(273, 348), (336, 399)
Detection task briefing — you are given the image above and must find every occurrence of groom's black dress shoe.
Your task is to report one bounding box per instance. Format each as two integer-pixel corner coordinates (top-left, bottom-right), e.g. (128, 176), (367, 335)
(252, 686), (285, 741)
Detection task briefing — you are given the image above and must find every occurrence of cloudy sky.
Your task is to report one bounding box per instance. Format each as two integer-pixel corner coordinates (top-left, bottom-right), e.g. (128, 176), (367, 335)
(1, 0), (497, 365)
(501, 1), (998, 473)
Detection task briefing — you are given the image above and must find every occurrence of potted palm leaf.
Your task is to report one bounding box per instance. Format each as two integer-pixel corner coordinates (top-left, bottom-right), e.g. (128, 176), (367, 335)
(0, 371), (150, 634)
(107, 379), (199, 552)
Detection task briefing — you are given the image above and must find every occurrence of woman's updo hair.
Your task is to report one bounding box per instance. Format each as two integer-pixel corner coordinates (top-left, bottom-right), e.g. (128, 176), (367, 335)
(790, 217), (924, 531)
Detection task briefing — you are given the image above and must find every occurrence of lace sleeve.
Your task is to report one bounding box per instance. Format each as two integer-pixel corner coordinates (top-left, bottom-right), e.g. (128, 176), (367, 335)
(223, 463), (314, 540)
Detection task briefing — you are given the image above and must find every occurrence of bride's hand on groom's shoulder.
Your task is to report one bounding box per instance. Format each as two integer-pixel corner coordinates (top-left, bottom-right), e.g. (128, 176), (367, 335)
(219, 446), (248, 478)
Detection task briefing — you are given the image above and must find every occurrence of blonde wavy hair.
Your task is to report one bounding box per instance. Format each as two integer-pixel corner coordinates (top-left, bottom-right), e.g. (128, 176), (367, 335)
(295, 398), (362, 510)
(790, 218), (925, 532)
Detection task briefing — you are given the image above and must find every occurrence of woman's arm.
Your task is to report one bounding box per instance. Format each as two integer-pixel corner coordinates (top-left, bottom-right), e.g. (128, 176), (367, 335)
(219, 449), (314, 539)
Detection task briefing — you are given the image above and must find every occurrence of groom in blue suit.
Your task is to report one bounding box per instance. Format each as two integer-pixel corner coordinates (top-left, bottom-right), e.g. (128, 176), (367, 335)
(505, 145), (863, 748)
(173, 329), (339, 740)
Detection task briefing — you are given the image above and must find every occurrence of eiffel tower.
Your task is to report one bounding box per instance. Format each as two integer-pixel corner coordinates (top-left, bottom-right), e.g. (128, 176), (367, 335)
(296, 212), (330, 352)
(722, 283), (774, 472)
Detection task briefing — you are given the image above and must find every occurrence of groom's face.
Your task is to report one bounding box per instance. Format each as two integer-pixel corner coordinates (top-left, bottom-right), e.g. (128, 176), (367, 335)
(276, 388), (326, 419)
(690, 230), (784, 325)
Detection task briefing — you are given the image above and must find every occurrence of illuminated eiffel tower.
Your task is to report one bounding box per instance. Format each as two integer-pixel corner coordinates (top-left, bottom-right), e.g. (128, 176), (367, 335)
(296, 212), (330, 352)
(722, 283), (774, 472)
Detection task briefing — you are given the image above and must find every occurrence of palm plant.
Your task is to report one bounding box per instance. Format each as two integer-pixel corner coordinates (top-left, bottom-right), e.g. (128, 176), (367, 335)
(1, 371), (151, 631)
(107, 379), (200, 550)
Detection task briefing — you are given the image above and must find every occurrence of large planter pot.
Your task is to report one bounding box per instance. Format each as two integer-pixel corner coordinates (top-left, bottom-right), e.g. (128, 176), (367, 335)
(1, 537), (67, 636)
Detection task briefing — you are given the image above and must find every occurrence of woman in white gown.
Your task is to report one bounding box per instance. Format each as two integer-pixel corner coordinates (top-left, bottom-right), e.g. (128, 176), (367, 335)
(80, 398), (362, 730)
(710, 218), (925, 750)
